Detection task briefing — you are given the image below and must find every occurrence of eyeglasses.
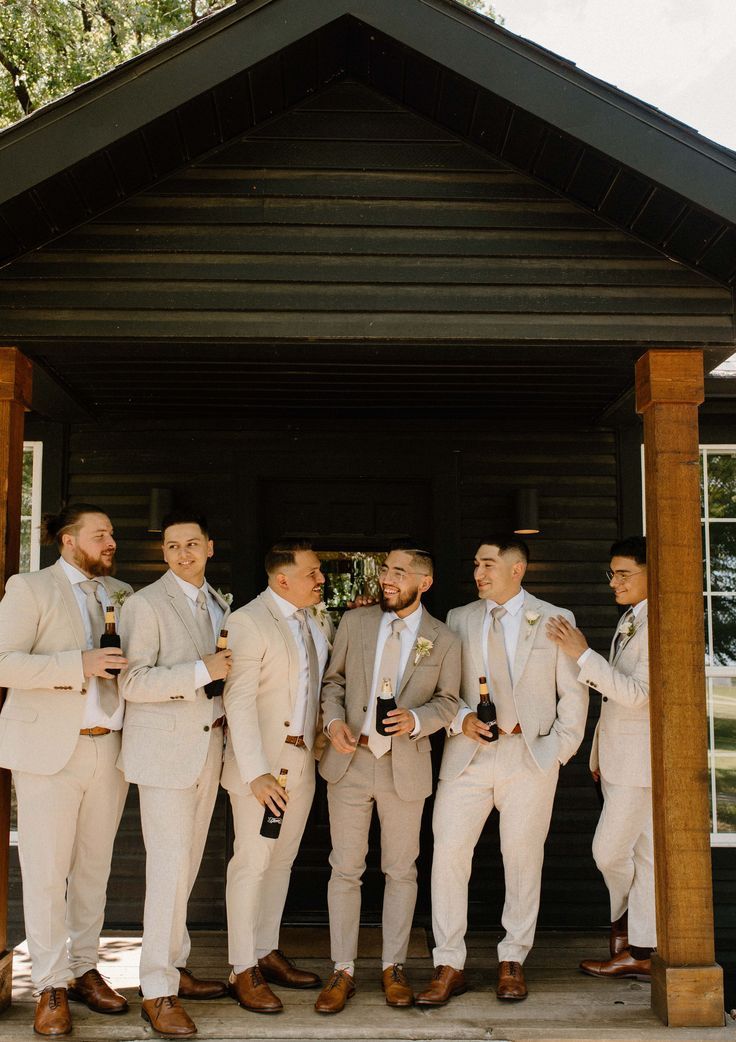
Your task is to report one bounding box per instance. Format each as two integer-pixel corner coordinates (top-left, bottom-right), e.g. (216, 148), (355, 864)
(606, 569), (644, 584)
(378, 566), (426, 582)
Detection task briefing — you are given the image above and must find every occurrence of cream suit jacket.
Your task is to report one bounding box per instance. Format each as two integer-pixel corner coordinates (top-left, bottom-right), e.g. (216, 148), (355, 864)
(0, 559), (132, 775)
(221, 592), (335, 796)
(118, 570), (230, 790)
(440, 593), (588, 781)
(319, 604), (461, 801)
(583, 603), (650, 788)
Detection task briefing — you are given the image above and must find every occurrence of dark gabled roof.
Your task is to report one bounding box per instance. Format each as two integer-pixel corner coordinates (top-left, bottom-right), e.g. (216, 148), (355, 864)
(0, 0), (735, 286)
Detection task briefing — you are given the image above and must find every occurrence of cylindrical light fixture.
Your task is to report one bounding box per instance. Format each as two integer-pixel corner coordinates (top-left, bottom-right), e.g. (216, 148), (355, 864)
(148, 487), (173, 533)
(514, 488), (540, 535)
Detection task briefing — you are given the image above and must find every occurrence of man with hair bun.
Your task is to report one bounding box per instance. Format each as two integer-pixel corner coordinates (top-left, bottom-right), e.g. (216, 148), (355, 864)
(0, 503), (131, 1036)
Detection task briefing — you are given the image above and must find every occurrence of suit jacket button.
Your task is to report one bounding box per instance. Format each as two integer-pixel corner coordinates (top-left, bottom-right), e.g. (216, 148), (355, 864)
(602, 696), (608, 702)
(284, 721), (290, 727)
(362, 706), (367, 712)
(204, 725), (210, 732)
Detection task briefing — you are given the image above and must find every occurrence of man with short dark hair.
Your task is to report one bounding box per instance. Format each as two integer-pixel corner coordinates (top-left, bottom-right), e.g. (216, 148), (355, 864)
(119, 510), (233, 1038)
(0, 503), (131, 1036)
(222, 541), (333, 1013)
(547, 536), (653, 980)
(417, 537), (587, 1006)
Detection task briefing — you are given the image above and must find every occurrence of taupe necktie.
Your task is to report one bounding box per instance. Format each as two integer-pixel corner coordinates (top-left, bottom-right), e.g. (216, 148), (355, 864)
(294, 609), (319, 750)
(368, 617), (406, 759)
(613, 608), (634, 658)
(79, 579), (119, 716)
(487, 605), (517, 734)
(193, 588), (215, 653)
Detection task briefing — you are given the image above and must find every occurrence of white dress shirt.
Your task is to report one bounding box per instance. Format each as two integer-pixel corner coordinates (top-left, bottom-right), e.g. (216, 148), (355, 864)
(60, 557), (125, 730)
(172, 572), (225, 722)
(577, 597), (647, 668)
(267, 588), (329, 736)
(362, 605), (423, 738)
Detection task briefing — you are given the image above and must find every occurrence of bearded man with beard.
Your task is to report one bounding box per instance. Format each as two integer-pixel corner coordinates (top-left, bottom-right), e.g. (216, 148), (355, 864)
(315, 547), (460, 1014)
(0, 504), (132, 1036)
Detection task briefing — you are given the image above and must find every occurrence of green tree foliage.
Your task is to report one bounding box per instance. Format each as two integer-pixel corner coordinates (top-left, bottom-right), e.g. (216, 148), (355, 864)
(458, 0), (504, 21)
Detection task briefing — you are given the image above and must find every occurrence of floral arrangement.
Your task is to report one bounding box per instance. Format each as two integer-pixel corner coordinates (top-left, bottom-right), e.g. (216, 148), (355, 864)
(110, 589), (130, 607)
(414, 637), (434, 665)
(525, 610), (541, 638)
(215, 588), (233, 606)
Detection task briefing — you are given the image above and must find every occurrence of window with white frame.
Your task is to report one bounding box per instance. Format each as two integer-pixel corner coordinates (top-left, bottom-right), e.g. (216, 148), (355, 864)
(20, 441), (43, 573)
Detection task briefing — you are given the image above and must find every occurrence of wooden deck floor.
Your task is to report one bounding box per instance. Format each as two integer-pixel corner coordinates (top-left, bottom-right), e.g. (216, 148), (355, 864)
(2, 929), (734, 1042)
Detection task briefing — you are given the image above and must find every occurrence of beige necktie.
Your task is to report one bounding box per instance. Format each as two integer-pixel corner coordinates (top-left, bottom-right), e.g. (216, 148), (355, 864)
(368, 617), (407, 758)
(295, 609), (319, 750)
(487, 605), (517, 733)
(79, 579), (119, 716)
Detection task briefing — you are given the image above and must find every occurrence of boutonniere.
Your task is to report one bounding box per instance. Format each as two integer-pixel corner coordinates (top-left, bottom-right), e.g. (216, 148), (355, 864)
(524, 610), (541, 639)
(110, 589), (130, 608)
(215, 588), (233, 606)
(624, 619), (636, 639)
(310, 602), (329, 624)
(414, 637), (434, 665)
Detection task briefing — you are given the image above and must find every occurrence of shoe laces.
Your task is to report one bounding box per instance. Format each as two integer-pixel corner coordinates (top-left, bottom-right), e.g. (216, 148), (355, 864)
(154, 995), (178, 1011)
(272, 949), (296, 969)
(43, 987), (64, 1010)
(250, 966), (266, 987)
(502, 961), (518, 977)
(83, 968), (110, 987)
(390, 964), (405, 983)
(328, 970), (349, 990)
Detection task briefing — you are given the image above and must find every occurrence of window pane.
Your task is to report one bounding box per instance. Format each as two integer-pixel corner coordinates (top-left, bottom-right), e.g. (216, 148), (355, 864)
(712, 677), (736, 833)
(700, 452), (705, 514)
(20, 448), (34, 516)
(708, 453), (736, 519)
(709, 522), (736, 593)
(19, 519), (31, 573)
(705, 596), (711, 666)
(712, 597), (736, 666)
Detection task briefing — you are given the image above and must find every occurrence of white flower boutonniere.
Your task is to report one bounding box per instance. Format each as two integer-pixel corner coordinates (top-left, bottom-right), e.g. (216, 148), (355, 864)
(414, 637), (434, 665)
(525, 610), (541, 639)
(625, 619), (636, 639)
(311, 602), (329, 624)
(215, 588), (234, 606)
(110, 589), (130, 608)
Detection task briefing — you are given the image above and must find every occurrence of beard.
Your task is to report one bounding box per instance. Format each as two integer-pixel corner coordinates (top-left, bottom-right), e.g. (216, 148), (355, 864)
(72, 547), (115, 577)
(379, 584), (420, 614)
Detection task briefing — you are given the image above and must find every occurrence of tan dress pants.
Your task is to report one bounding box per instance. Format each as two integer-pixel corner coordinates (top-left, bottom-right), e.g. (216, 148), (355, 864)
(431, 733), (559, 967)
(326, 746), (425, 966)
(13, 732), (128, 992)
(138, 728), (223, 998)
(226, 741), (315, 970)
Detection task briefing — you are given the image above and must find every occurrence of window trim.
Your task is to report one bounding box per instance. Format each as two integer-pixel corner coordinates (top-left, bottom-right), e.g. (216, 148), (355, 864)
(21, 441), (43, 573)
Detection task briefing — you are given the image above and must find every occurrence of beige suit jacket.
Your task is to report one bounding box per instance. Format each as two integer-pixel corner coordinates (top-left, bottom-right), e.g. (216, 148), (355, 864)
(583, 603), (650, 788)
(440, 592), (588, 781)
(118, 570), (230, 789)
(221, 591), (335, 796)
(0, 559), (132, 775)
(319, 604), (461, 801)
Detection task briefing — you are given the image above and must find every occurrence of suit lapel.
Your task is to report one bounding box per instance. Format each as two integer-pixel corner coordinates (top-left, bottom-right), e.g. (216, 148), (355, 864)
(207, 584), (232, 631)
(361, 606), (383, 701)
(467, 600), (486, 681)
(51, 559), (87, 650)
(163, 570), (212, 659)
(612, 603), (646, 664)
(398, 609), (439, 697)
(259, 591), (299, 707)
(511, 592), (539, 686)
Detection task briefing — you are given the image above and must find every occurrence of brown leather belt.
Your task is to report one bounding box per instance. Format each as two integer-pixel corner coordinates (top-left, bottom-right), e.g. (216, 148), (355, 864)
(358, 734), (370, 747)
(212, 716), (226, 729)
(499, 724), (522, 736)
(79, 727), (112, 736)
(285, 734), (306, 747)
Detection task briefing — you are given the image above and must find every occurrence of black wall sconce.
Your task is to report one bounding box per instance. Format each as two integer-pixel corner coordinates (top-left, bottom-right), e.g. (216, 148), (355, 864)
(148, 487), (173, 533)
(514, 488), (540, 535)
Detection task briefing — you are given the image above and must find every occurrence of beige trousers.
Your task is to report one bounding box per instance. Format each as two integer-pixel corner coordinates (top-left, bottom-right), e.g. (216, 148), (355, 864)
(138, 728), (223, 998)
(595, 778), (656, 948)
(326, 746), (425, 966)
(226, 742), (315, 970)
(431, 733), (559, 967)
(13, 732), (128, 992)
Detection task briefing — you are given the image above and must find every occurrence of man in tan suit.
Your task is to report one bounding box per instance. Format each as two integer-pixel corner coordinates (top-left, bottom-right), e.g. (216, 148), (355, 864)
(0, 503), (131, 1036)
(547, 536), (653, 980)
(315, 547), (460, 1014)
(222, 541), (334, 1013)
(119, 510), (232, 1038)
(417, 536), (587, 1006)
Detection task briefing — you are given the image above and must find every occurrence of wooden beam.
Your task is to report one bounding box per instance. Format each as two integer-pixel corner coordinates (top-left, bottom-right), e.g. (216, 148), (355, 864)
(0, 346), (32, 1010)
(635, 348), (724, 1028)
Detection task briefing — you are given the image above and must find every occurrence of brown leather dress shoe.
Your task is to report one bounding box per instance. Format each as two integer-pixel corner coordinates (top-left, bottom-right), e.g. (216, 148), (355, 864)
(68, 968), (128, 1014)
(415, 965), (468, 1007)
(141, 995), (197, 1037)
(579, 949), (651, 981)
(610, 915), (629, 957)
(496, 961), (528, 1000)
(382, 964), (414, 1007)
(314, 969), (355, 1014)
(34, 988), (72, 1037)
(228, 967), (283, 1013)
(258, 949), (321, 989)
(177, 966), (228, 1000)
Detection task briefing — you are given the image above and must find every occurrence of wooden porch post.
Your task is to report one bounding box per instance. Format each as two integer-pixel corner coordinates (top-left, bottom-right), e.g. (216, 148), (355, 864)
(635, 348), (724, 1027)
(0, 347), (32, 1009)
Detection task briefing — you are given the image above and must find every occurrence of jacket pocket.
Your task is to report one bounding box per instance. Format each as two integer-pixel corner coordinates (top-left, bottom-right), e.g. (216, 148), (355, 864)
(127, 710), (175, 732)
(1, 704), (38, 723)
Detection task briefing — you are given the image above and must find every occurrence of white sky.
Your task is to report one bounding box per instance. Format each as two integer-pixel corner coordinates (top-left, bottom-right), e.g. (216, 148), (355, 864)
(498, 1), (736, 152)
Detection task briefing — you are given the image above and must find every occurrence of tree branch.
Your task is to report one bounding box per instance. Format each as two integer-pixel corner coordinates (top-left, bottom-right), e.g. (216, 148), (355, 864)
(0, 46), (33, 115)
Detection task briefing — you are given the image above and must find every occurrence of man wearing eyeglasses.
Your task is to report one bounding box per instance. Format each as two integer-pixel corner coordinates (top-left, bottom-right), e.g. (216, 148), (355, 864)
(315, 546), (460, 1014)
(546, 536), (653, 981)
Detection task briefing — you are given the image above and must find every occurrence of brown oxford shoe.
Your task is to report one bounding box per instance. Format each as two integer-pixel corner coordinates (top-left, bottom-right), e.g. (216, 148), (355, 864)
(33, 988), (72, 1037)
(228, 967), (283, 1013)
(579, 949), (651, 981)
(496, 960), (528, 1001)
(610, 913), (628, 957)
(141, 995), (197, 1037)
(314, 969), (355, 1014)
(258, 949), (321, 989)
(381, 964), (414, 1007)
(177, 966), (228, 1000)
(415, 964), (468, 1007)
(68, 968), (128, 1014)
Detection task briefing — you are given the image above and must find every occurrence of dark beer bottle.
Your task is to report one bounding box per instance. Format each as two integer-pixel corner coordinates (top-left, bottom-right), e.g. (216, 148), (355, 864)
(375, 678), (397, 737)
(100, 606), (122, 676)
(204, 629), (228, 699)
(260, 768), (288, 839)
(476, 675), (499, 742)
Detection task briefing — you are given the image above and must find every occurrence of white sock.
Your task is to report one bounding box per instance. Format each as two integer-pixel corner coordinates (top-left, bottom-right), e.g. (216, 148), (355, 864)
(334, 962), (354, 977)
